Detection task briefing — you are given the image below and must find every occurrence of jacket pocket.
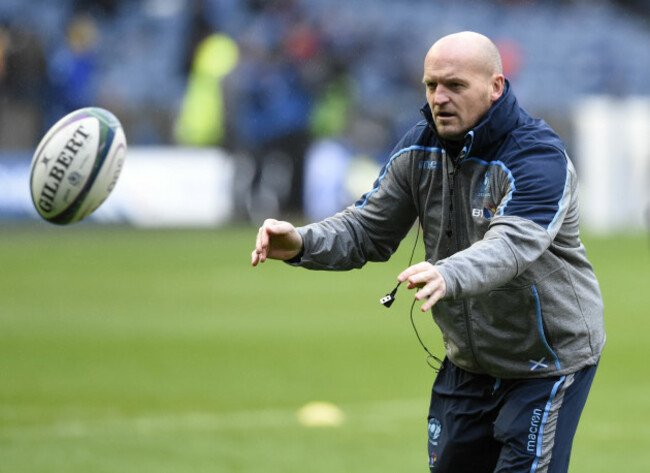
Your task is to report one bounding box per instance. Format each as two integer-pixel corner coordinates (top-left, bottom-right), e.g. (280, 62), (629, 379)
(532, 265), (594, 362)
(470, 282), (560, 376)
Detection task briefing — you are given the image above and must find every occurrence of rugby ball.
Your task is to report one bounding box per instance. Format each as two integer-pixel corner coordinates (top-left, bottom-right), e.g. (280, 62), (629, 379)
(30, 107), (127, 224)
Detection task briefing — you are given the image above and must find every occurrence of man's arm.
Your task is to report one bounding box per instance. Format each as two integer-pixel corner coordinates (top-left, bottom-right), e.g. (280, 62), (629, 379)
(398, 145), (575, 311)
(251, 125), (428, 271)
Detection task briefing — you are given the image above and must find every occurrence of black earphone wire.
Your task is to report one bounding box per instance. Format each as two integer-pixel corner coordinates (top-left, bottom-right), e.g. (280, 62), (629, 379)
(409, 297), (444, 372)
(406, 223), (444, 372)
(380, 141), (444, 372)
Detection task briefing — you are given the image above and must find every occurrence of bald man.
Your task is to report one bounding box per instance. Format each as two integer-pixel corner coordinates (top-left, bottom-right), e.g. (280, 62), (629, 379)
(252, 31), (604, 473)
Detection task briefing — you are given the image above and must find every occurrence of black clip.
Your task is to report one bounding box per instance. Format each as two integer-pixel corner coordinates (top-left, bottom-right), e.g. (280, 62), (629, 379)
(380, 284), (400, 308)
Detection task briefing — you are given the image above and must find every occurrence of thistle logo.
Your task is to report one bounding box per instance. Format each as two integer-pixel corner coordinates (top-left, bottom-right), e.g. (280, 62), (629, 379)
(428, 417), (442, 469)
(428, 417), (442, 446)
(477, 170), (491, 197)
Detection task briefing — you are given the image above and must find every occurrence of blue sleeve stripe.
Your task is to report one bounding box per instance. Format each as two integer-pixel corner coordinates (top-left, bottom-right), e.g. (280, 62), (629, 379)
(545, 156), (570, 234)
(491, 161), (516, 216)
(355, 145), (441, 209)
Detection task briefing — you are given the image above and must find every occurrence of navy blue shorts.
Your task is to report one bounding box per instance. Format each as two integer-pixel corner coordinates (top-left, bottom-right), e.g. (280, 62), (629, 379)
(427, 358), (598, 473)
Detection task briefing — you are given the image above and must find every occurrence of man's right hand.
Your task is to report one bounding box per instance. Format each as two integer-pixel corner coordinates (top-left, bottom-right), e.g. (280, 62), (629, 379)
(251, 219), (304, 266)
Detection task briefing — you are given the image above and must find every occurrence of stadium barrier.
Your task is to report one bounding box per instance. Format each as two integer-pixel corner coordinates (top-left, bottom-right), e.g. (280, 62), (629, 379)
(0, 147), (235, 227)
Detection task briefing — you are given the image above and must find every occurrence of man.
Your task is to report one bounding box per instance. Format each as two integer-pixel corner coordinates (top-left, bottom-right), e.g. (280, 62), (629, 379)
(251, 31), (605, 473)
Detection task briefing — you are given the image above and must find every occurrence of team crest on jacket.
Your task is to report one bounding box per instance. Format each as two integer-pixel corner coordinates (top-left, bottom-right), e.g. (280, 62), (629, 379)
(473, 170), (496, 220)
(477, 170), (491, 197)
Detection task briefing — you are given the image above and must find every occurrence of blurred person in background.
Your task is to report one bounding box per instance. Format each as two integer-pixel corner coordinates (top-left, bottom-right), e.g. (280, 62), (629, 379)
(174, 31), (239, 147)
(224, 0), (319, 222)
(174, 0), (239, 148)
(251, 31), (605, 473)
(45, 12), (99, 126)
(0, 21), (46, 148)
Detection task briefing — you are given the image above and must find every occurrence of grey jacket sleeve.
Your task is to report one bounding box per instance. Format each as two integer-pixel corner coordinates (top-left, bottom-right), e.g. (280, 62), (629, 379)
(434, 152), (580, 300)
(434, 216), (553, 298)
(289, 153), (419, 271)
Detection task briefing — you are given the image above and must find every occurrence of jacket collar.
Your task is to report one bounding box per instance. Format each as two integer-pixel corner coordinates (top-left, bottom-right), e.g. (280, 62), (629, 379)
(420, 79), (520, 160)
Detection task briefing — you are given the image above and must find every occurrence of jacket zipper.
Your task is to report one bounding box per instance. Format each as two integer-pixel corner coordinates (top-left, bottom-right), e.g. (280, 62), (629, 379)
(445, 161), (456, 256)
(445, 144), (464, 256)
(447, 149), (483, 370)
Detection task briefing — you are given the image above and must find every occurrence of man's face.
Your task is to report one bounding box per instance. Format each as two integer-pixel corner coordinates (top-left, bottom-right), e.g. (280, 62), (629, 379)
(423, 49), (501, 141)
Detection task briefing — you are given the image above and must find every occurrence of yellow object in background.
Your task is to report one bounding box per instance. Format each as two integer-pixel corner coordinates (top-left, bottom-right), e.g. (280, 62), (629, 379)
(297, 401), (345, 427)
(174, 33), (239, 147)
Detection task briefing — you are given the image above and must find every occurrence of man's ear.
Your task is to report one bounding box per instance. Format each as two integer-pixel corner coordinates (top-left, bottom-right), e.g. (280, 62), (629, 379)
(491, 75), (505, 102)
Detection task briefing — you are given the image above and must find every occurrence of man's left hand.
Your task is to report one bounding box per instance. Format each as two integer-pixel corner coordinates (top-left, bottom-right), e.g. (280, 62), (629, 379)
(398, 262), (447, 312)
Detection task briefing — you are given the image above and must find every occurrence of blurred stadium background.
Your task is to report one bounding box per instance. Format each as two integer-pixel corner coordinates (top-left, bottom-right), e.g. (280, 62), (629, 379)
(1, 0), (649, 228)
(0, 1), (649, 472)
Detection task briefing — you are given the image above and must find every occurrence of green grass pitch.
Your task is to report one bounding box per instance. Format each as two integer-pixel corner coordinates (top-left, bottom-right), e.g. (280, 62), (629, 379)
(0, 224), (648, 472)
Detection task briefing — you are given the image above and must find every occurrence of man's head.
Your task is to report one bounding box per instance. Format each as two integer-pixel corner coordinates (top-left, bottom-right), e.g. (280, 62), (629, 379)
(423, 31), (505, 141)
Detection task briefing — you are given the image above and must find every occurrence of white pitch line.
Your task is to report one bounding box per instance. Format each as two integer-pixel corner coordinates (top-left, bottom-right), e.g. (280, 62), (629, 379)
(0, 398), (427, 441)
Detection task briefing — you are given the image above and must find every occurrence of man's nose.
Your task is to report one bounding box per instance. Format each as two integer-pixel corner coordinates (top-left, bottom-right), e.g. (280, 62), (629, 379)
(433, 87), (450, 105)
